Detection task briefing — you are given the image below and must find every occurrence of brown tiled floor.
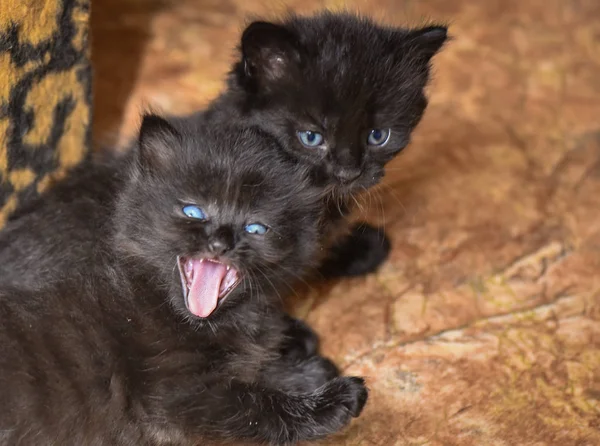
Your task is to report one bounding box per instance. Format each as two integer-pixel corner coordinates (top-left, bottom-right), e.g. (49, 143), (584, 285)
(92, 0), (600, 444)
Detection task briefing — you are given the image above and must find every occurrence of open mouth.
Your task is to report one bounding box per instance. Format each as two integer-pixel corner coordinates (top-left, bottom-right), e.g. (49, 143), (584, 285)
(177, 256), (240, 318)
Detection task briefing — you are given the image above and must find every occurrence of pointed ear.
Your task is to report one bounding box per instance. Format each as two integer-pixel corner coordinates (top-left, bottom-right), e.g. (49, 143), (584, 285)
(405, 25), (448, 62)
(240, 21), (302, 87)
(137, 114), (181, 172)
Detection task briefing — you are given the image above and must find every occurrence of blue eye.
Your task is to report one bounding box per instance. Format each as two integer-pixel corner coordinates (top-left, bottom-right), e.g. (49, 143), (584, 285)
(244, 223), (269, 235)
(182, 205), (207, 220)
(297, 131), (324, 148)
(367, 129), (391, 146)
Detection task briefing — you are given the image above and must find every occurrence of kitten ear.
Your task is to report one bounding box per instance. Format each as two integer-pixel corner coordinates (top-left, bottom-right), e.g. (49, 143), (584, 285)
(405, 26), (448, 61)
(137, 114), (181, 172)
(240, 21), (301, 86)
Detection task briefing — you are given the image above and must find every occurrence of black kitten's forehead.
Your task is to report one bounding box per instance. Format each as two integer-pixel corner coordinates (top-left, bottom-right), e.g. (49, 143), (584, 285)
(291, 15), (395, 54)
(288, 88), (397, 134)
(176, 166), (272, 207)
(171, 156), (309, 226)
(284, 15), (433, 109)
(283, 67), (415, 128)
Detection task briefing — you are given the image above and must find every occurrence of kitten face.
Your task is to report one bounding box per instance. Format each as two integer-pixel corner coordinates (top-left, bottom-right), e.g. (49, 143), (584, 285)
(227, 13), (447, 196)
(114, 116), (321, 322)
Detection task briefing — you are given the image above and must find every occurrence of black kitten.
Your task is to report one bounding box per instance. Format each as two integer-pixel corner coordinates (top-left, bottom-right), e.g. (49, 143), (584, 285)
(206, 12), (447, 277)
(0, 118), (325, 373)
(0, 116), (367, 445)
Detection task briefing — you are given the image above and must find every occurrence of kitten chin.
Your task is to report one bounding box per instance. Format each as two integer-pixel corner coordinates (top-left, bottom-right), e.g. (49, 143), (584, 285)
(203, 12), (447, 279)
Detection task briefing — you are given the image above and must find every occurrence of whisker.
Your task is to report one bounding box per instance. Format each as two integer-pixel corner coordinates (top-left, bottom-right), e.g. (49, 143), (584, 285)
(247, 270), (262, 306)
(377, 183), (407, 216)
(350, 193), (364, 215)
(258, 259), (314, 291)
(375, 186), (387, 244)
(254, 264), (285, 306)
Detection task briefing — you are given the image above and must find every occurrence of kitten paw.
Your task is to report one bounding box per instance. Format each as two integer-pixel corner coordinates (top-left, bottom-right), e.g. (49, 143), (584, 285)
(282, 376), (368, 441)
(318, 376), (368, 418)
(318, 223), (390, 278)
(256, 376), (368, 444)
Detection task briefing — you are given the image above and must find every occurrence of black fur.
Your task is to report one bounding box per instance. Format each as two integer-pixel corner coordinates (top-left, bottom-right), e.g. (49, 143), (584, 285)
(205, 12), (447, 277)
(318, 223), (391, 278)
(0, 115), (367, 445)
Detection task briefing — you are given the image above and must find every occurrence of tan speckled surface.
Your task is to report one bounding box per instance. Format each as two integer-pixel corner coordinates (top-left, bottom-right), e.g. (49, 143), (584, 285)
(92, 0), (600, 443)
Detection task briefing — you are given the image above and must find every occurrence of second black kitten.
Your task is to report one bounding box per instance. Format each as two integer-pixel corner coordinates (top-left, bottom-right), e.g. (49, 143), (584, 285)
(0, 116), (367, 445)
(205, 12), (448, 278)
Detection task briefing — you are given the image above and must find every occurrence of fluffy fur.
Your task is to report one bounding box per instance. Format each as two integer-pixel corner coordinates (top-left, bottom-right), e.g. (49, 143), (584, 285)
(205, 12), (447, 277)
(0, 116), (367, 445)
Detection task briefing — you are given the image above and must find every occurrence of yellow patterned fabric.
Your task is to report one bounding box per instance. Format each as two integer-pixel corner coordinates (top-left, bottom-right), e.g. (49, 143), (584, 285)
(0, 0), (91, 227)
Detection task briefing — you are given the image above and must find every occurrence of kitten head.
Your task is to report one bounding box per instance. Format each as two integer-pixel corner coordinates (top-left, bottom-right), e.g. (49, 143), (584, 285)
(114, 115), (322, 324)
(226, 12), (447, 196)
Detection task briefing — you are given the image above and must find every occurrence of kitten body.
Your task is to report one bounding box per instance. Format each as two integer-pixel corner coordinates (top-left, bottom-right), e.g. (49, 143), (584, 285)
(0, 154), (125, 291)
(0, 117), (367, 445)
(204, 12), (447, 276)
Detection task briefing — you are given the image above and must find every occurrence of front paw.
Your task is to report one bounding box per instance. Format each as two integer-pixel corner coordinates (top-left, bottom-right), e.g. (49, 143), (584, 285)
(319, 223), (390, 278)
(264, 376), (369, 444)
(317, 376), (369, 419)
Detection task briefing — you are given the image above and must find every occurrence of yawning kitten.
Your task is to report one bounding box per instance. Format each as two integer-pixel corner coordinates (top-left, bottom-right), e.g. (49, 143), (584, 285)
(205, 12), (448, 277)
(0, 115), (367, 445)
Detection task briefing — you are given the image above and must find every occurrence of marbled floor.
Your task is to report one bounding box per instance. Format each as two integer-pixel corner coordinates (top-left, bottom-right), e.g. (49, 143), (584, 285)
(91, 0), (600, 444)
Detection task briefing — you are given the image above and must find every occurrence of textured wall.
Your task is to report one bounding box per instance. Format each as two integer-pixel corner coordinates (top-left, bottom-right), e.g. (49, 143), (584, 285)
(0, 0), (91, 227)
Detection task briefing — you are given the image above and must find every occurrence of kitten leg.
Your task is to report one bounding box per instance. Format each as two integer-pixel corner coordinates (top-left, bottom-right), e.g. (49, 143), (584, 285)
(280, 313), (320, 359)
(318, 223), (390, 278)
(149, 376), (368, 445)
(261, 353), (340, 394)
(274, 314), (339, 393)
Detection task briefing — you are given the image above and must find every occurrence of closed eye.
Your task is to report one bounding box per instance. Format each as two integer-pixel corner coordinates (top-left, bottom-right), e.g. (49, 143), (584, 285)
(244, 223), (269, 235)
(182, 205), (208, 221)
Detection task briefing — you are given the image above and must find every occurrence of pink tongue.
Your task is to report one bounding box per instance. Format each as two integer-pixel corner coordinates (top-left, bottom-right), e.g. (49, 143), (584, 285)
(187, 260), (228, 318)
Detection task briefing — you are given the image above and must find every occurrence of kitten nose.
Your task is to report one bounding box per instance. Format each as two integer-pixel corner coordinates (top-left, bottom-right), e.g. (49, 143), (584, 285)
(335, 168), (361, 184)
(208, 228), (234, 255)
